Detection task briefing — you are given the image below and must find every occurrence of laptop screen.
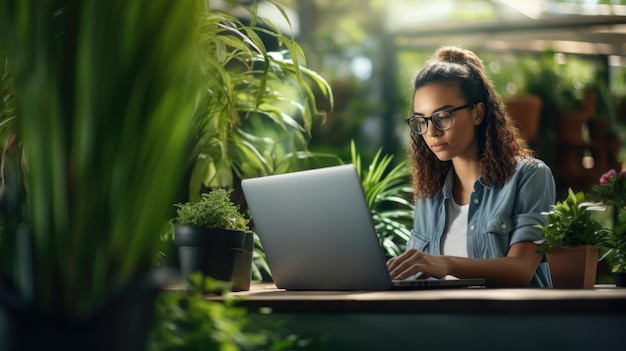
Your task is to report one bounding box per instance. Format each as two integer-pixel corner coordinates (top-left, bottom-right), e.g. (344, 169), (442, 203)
(242, 164), (393, 290)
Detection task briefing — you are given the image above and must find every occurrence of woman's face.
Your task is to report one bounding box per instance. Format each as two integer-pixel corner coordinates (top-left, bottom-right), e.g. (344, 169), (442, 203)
(412, 83), (482, 162)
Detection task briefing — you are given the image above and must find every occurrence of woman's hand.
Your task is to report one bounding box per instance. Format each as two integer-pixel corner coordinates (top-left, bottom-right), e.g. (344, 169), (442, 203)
(386, 248), (450, 280)
(387, 242), (544, 286)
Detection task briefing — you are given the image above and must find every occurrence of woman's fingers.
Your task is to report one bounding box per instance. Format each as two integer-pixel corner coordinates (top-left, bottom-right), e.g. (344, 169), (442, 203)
(386, 248), (417, 270)
(387, 249), (424, 280)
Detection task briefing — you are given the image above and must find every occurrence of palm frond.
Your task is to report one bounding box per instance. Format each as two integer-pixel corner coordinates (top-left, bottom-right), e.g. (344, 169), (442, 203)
(350, 140), (414, 258)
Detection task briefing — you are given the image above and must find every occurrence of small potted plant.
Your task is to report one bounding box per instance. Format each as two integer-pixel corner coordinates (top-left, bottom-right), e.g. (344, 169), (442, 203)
(588, 168), (626, 286)
(173, 188), (253, 292)
(536, 188), (610, 288)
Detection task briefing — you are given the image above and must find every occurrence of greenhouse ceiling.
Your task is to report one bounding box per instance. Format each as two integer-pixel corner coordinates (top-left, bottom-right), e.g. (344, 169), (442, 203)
(388, 0), (626, 57)
(232, 0), (626, 57)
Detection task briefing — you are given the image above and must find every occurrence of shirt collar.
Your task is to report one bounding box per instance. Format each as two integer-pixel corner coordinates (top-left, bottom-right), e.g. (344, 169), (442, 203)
(442, 167), (488, 199)
(442, 169), (455, 199)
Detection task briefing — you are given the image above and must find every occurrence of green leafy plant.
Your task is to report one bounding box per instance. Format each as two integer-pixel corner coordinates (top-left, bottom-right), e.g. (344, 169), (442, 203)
(536, 188), (610, 254)
(173, 189), (249, 231)
(609, 214), (626, 273)
(588, 169), (626, 273)
(186, 0), (333, 201)
(350, 140), (414, 258)
(147, 273), (312, 351)
(177, 1), (334, 285)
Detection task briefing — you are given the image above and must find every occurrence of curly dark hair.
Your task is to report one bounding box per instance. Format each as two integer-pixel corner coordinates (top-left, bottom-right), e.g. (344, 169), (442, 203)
(409, 46), (530, 198)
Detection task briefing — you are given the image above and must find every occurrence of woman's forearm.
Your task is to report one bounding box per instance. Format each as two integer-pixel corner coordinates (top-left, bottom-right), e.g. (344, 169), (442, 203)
(446, 242), (543, 287)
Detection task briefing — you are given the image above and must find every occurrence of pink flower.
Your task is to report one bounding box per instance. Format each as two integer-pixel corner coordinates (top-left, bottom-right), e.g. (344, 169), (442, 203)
(621, 171), (626, 179)
(599, 169), (617, 185)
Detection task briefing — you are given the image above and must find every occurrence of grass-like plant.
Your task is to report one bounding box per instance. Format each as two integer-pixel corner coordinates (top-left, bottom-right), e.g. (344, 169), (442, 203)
(0, 0), (200, 318)
(350, 141), (414, 258)
(173, 189), (249, 231)
(536, 188), (610, 254)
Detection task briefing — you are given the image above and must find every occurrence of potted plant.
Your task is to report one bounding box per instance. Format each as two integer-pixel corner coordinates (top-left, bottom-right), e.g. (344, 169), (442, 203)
(536, 188), (610, 288)
(588, 168), (626, 286)
(172, 188), (253, 292)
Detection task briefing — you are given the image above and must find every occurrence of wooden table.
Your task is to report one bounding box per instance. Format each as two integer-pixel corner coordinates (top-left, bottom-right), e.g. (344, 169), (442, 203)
(213, 283), (626, 350)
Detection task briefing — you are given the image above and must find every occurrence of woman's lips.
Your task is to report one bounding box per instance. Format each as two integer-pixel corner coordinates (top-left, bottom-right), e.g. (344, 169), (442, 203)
(430, 142), (446, 151)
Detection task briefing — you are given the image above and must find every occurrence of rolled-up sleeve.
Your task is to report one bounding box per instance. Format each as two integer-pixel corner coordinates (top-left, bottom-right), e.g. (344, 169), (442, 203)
(510, 160), (556, 246)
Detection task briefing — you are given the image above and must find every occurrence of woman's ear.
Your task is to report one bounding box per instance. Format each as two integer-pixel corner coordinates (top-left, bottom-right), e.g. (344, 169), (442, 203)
(473, 102), (485, 125)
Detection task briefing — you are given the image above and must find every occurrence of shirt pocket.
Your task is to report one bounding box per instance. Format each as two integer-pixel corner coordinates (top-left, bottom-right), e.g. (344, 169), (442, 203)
(408, 230), (431, 253)
(480, 217), (514, 258)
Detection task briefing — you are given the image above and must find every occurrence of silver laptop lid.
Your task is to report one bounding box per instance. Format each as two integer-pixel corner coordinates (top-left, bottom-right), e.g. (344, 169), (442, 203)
(241, 164), (392, 290)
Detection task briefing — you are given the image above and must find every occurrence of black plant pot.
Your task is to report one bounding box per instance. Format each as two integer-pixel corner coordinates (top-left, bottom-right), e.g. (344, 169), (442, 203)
(232, 231), (254, 292)
(0, 268), (176, 351)
(174, 225), (248, 290)
(615, 272), (626, 287)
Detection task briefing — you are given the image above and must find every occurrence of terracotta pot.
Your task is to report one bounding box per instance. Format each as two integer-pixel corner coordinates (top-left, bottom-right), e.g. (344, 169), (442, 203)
(546, 245), (599, 289)
(505, 95), (542, 143)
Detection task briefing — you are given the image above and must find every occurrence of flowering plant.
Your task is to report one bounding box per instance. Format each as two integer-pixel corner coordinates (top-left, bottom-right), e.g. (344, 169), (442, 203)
(589, 169), (626, 273)
(590, 169), (626, 209)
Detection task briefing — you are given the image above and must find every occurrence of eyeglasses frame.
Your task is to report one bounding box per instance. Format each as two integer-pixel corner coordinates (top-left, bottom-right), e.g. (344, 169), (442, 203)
(405, 103), (476, 135)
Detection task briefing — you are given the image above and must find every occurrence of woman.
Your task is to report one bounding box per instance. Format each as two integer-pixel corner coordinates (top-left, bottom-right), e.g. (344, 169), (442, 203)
(386, 46), (554, 287)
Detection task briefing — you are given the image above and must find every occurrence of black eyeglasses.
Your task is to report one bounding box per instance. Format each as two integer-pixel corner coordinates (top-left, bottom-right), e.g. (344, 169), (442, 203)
(405, 103), (475, 135)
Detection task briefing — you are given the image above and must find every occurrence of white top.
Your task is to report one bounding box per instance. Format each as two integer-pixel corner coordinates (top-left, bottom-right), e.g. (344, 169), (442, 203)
(441, 197), (469, 257)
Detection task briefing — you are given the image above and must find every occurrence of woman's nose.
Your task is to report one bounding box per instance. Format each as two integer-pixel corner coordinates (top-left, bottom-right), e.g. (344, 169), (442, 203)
(425, 121), (442, 136)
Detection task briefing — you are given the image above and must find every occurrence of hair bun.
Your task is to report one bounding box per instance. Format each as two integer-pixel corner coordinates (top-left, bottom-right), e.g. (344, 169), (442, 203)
(437, 46), (483, 70)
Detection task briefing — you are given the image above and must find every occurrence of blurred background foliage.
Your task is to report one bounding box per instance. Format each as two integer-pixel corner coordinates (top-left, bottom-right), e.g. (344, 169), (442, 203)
(264, 0), (626, 192)
(220, 0), (626, 274)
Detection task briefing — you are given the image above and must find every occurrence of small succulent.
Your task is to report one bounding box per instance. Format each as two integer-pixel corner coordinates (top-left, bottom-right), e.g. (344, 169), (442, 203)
(173, 188), (248, 231)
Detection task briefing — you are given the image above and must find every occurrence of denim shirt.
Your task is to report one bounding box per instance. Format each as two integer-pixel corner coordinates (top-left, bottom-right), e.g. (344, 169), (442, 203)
(407, 157), (555, 287)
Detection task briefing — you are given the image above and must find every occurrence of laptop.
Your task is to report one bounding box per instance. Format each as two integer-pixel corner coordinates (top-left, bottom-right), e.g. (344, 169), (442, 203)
(241, 164), (485, 290)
